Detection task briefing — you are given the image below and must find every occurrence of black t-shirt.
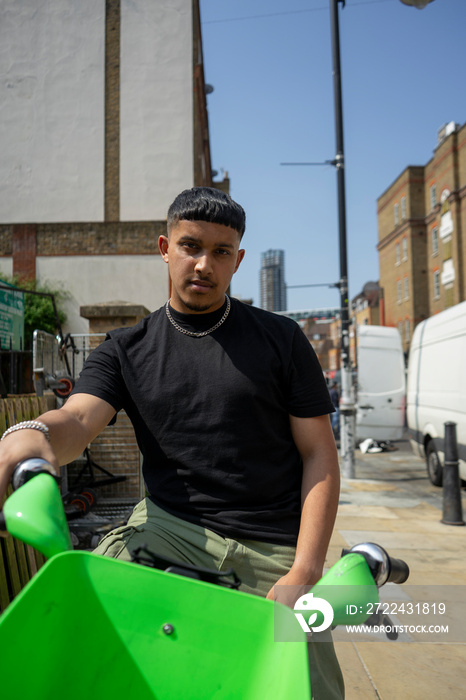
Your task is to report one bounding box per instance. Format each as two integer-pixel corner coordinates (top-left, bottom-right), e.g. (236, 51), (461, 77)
(71, 298), (334, 545)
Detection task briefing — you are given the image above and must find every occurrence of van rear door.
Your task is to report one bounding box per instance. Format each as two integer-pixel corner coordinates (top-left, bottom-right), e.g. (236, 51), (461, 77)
(356, 325), (406, 442)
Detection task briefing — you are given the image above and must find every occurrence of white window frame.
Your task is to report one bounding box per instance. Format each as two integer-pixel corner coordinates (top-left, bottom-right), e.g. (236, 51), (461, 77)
(404, 277), (409, 300)
(397, 280), (402, 303)
(402, 237), (408, 261)
(394, 202), (399, 226)
(432, 226), (439, 256)
(433, 270), (440, 299)
(401, 196), (406, 221)
(430, 184), (437, 211)
(395, 243), (400, 266)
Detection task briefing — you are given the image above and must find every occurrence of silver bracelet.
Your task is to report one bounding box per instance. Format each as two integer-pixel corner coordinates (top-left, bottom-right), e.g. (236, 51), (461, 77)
(1, 420), (50, 442)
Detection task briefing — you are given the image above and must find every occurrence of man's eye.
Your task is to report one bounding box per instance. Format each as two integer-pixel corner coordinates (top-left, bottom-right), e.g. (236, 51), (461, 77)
(217, 249), (230, 256)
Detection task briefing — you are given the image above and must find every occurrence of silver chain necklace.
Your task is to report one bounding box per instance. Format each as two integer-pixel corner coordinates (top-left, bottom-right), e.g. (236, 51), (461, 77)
(165, 295), (231, 337)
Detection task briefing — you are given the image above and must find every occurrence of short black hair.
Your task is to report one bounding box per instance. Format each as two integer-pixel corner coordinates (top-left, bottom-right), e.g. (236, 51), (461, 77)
(167, 187), (246, 238)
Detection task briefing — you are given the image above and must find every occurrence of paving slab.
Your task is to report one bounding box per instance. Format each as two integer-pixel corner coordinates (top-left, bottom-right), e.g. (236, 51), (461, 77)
(343, 641), (466, 700)
(332, 642), (379, 699)
(337, 505), (399, 519)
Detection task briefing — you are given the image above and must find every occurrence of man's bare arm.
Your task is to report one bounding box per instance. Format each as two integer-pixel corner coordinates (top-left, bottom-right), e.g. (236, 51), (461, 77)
(266, 413), (340, 604)
(0, 393), (116, 503)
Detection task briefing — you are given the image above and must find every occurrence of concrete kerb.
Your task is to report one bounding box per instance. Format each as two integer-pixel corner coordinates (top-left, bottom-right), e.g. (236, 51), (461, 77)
(331, 446), (466, 700)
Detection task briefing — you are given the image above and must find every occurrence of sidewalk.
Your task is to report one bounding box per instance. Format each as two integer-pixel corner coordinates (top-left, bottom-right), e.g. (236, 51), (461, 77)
(329, 444), (466, 700)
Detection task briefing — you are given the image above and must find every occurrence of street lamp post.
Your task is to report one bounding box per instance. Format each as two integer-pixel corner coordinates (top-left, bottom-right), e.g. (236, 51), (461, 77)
(330, 0), (355, 478)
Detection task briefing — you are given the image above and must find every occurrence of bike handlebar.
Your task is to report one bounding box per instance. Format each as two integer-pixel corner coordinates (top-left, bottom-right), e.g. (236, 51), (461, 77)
(0, 458), (58, 534)
(341, 543), (409, 586)
(3, 461), (410, 590)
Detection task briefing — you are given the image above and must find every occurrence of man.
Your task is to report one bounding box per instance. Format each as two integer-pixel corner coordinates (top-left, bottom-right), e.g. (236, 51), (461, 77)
(0, 187), (344, 699)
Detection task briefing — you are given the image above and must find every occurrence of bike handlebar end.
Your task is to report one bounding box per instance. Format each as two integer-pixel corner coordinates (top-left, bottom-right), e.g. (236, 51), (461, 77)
(11, 458), (58, 491)
(341, 543), (409, 586)
(387, 557), (410, 584)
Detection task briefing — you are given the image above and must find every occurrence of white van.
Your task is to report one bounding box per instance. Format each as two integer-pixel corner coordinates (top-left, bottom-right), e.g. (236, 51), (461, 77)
(355, 325), (406, 443)
(407, 301), (466, 485)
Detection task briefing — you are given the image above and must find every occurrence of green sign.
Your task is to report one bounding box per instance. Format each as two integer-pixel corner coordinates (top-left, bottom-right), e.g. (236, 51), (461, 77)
(0, 280), (25, 350)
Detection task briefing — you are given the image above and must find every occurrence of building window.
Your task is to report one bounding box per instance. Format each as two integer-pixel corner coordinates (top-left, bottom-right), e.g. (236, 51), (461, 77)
(398, 321), (403, 338)
(395, 243), (400, 265)
(404, 277), (409, 300)
(433, 270), (440, 299)
(402, 237), (408, 261)
(397, 280), (402, 303)
(432, 226), (438, 256)
(401, 196), (406, 221)
(430, 184), (437, 211)
(394, 203), (399, 226)
(405, 319), (410, 342)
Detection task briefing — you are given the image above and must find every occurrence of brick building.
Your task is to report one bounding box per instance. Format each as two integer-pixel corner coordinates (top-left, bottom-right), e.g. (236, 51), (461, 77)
(350, 281), (381, 327)
(0, 0), (219, 333)
(377, 121), (466, 353)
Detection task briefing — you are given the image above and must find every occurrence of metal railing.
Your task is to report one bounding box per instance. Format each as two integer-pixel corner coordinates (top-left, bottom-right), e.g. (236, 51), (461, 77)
(32, 331), (106, 394)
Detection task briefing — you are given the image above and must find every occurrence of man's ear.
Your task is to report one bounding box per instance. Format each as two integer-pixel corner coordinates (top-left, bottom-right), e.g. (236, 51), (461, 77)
(234, 248), (246, 274)
(159, 235), (169, 262)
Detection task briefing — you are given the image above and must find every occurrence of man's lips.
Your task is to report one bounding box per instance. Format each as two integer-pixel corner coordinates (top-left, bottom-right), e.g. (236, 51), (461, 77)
(188, 279), (214, 290)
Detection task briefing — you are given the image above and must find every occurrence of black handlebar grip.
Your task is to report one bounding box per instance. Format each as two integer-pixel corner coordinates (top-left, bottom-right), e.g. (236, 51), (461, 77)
(0, 511), (6, 531)
(387, 556), (409, 584)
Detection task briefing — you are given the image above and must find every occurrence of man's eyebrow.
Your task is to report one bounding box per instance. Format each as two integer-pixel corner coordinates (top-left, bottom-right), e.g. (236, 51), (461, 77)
(177, 235), (235, 249)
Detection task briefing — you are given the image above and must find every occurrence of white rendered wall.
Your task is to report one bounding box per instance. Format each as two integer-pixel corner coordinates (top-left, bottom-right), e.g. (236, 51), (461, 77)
(0, 260), (13, 281)
(0, 0), (193, 225)
(0, 0), (105, 223)
(120, 0), (194, 220)
(37, 256), (169, 334)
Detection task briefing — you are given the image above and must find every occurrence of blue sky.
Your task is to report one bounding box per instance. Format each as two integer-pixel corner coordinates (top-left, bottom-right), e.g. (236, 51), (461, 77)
(200, 0), (466, 311)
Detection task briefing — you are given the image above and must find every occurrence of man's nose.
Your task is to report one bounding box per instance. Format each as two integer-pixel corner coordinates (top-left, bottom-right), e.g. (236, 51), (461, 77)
(194, 253), (212, 275)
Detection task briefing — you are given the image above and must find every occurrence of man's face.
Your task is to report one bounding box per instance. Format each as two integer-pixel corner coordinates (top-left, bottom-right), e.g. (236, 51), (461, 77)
(159, 220), (245, 313)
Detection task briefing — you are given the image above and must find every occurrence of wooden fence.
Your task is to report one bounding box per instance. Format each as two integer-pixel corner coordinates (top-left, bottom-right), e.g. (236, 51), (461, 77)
(0, 394), (55, 613)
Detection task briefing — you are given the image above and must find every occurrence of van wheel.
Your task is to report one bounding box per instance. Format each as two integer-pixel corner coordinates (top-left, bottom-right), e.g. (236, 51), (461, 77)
(426, 442), (442, 487)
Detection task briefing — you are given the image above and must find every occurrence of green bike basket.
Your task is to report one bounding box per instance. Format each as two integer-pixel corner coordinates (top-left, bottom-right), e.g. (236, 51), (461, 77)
(0, 551), (311, 700)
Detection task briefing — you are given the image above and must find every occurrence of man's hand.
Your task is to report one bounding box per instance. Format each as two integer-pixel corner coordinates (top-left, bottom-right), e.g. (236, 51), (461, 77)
(265, 566), (321, 608)
(0, 431), (59, 498)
